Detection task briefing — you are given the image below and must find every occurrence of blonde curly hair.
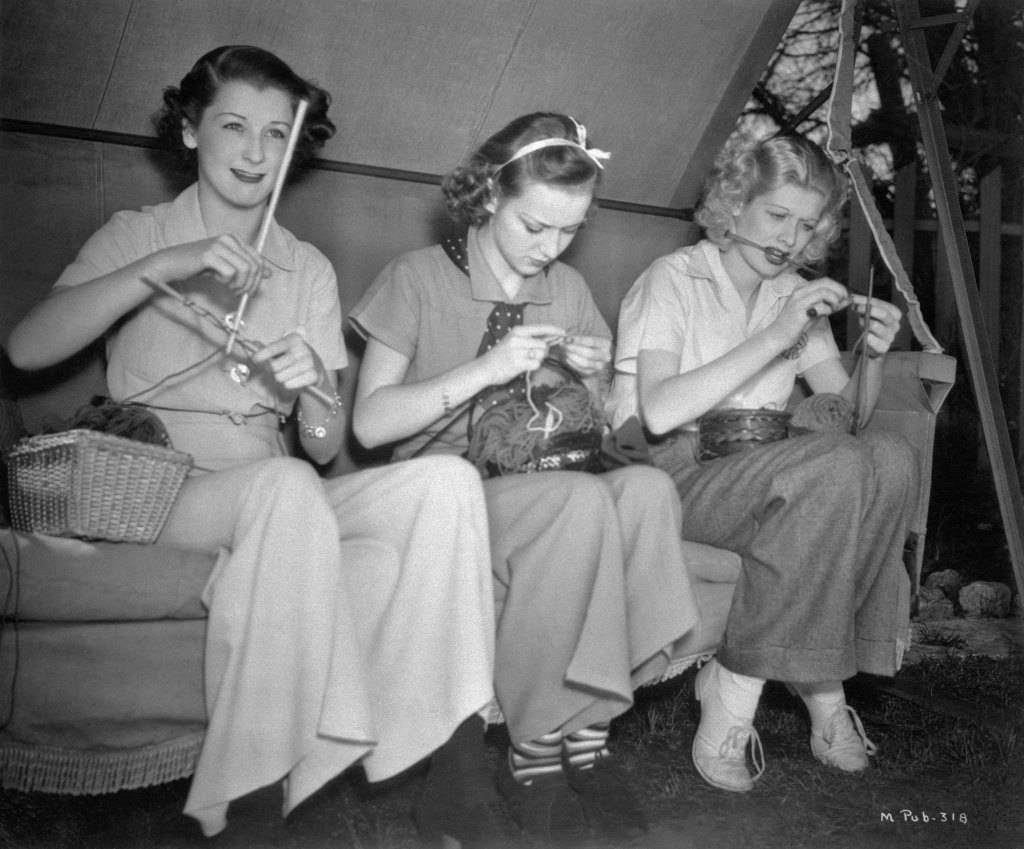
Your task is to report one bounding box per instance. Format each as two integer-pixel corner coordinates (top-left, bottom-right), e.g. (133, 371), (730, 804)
(696, 132), (847, 263)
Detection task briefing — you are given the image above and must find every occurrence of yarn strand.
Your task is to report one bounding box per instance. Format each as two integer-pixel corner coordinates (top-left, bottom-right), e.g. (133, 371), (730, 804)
(467, 361), (602, 475)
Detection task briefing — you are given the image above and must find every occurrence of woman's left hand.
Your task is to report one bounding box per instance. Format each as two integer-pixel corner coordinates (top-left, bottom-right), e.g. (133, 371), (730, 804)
(251, 328), (325, 395)
(558, 334), (612, 377)
(849, 296), (902, 357)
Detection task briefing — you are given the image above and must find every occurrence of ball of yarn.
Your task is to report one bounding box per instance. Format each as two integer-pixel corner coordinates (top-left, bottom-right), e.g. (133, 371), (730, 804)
(42, 397), (173, 447)
(466, 364), (603, 476)
(788, 393), (854, 436)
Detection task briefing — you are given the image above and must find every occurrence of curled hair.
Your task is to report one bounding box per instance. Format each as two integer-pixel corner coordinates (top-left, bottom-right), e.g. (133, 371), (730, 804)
(696, 132), (847, 262)
(442, 112), (603, 227)
(154, 45), (335, 171)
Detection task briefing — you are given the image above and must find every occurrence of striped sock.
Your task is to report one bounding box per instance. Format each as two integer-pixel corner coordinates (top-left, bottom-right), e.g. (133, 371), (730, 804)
(509, 731), (563, 784)
(563, 723), (610, 771)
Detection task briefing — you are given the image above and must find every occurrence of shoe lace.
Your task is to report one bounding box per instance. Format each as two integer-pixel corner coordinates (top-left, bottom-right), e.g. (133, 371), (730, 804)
(719, 725), (766, 783)
(823, 706), (877, 757)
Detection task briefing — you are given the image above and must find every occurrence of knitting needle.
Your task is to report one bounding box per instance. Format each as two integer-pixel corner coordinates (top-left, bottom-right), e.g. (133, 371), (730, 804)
(852, 266), (875, 434)
(723, 229), (824, 277)
(722, 228), (863, 318)
(225, 98), (310, 355)
(721, 229), (882, 413)
(142, 274), (335, 407)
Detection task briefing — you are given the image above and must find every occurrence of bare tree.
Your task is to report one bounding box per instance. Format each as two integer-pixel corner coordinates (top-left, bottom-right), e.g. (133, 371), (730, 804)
(743, 0), (1024, 217)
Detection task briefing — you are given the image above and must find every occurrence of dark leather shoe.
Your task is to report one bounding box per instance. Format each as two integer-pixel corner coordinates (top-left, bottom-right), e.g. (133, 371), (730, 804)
(565, 756), (648, 841)
(496, 766), (588, 846)
(413, 758), (518, 848)
(414, 717), (521, 849)
(414, 791), (520, 849)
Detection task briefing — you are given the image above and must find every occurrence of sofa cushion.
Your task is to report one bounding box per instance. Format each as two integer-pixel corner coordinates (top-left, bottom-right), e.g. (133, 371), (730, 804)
(683, 540), (742, 583)
(0, 530), (215, 622)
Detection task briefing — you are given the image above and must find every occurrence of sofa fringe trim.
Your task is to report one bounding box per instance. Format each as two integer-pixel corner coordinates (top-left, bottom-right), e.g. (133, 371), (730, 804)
(0, 732), (203, 794)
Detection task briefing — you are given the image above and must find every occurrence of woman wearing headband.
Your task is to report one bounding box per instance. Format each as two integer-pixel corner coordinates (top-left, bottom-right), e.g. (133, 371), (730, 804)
(608, 132), (915, 793)
(349, 112), (699, 845)
(7, 45), (496, 838)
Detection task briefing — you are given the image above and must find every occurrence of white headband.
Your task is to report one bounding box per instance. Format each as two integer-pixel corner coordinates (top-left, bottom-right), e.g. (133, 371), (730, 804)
(494, 117), (611, 173)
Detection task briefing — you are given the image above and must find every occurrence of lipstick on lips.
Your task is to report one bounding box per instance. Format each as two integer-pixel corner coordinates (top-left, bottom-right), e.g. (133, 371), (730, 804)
(231, 168), (265, 183)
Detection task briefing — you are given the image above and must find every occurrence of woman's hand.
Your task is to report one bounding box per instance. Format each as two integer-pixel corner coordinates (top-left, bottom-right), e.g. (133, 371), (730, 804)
(153, 236), (271, 295)
(558, 334), (611, 377)
(772, 278), (849, 347)
(483, 324), (566, 384)
(850, 296), (902, 357)
(251, 328), (326, 397)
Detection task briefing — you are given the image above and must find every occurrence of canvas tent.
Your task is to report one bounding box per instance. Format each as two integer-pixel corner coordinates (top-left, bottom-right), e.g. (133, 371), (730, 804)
(2, 0), (979, 590)
(0, 0), (800, 342)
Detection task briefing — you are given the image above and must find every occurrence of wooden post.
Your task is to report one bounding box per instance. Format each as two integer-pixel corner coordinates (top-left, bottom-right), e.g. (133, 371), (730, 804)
(979, 166), (1003, 365)
(978, 167), (1003, 468)
(933, 227), (956, 345)
(896, 0), (1024, 602)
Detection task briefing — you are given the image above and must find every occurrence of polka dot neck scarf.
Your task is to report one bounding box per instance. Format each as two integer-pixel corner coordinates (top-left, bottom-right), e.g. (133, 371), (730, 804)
(476, 302), (525, 357)
(441, 232), (528, 409)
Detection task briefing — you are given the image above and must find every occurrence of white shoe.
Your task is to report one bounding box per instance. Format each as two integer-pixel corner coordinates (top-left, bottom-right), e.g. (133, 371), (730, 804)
(810, 705), (877, 772)
(692, 660), (765, 792)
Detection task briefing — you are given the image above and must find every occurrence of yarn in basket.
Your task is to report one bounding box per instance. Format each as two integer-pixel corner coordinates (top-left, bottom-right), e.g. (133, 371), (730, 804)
(466, 359), (604, 477)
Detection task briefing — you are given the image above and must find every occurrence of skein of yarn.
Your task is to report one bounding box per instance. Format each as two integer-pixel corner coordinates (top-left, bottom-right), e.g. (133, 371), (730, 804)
(42, 397), (173, 447)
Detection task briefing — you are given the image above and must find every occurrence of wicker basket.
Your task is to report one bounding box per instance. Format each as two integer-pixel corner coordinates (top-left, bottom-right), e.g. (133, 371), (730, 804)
(697, 408), (792, 461)
(5, 429), (193, 543)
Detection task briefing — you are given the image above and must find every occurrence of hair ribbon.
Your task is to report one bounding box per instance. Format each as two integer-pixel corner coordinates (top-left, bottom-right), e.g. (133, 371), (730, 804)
(494, 117), (611, 173)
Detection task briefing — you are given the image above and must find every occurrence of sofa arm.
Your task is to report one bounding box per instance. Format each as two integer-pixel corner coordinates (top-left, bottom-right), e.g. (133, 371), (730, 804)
(0, 529), (216, 622)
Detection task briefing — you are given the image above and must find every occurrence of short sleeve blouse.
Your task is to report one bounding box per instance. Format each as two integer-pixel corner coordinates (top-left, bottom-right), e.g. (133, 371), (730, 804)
(349, 227), (610, 460)
(609, 239), (840, 429)
(54, 184), (346, 421)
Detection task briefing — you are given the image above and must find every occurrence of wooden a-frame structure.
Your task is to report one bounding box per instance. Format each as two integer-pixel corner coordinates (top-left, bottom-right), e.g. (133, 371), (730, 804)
(892, 0), (1024, 600)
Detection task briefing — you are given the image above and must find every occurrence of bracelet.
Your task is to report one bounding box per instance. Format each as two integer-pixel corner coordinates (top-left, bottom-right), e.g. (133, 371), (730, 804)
(442, 387), (454, 416)
(297, 392), (344, 439)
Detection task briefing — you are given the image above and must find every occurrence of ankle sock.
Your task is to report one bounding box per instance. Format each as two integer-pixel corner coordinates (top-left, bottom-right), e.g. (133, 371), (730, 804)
(791, 681), (846, 736)
(509, 730), (563, 784)
(700, 662), (765, 743)
(563, 723), (610, 770)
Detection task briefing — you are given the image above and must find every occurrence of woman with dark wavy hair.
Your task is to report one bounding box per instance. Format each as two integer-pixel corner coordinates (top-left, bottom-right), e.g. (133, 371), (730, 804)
(7, 45), (496, 839)
(350, 112), (699, 845)
(610, 132), (915, 794)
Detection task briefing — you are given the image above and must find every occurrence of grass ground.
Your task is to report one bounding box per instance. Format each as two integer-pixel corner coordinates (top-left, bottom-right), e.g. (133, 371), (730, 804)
(2, 652), (1021, 849)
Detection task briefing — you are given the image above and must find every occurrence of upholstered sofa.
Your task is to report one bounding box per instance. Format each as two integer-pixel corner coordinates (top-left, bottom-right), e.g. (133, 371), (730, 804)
(0, 346), (742, 796)
(0, 347), (951, 796)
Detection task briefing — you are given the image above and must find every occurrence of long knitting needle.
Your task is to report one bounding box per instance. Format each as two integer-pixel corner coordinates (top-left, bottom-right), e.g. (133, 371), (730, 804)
(142, 274), (335, 407)
(225, 98), (310, 355)
(852, 266), (875, 435)
(721, 228), (880, 422)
